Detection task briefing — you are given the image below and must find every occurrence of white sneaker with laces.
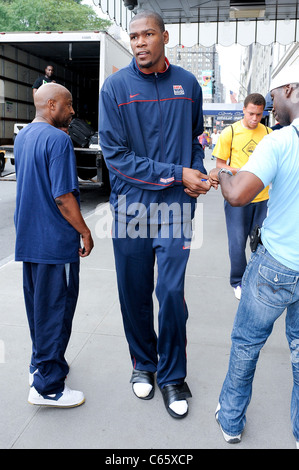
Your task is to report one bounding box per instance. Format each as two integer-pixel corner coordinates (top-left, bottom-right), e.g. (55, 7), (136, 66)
(234, 285), (242, 300)
(28, 385), (85, 408)
(215, 403), (242, 444)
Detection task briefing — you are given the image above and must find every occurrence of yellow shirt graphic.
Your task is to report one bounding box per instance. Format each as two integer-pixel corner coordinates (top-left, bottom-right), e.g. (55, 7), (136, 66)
(212, 121), (272, 203)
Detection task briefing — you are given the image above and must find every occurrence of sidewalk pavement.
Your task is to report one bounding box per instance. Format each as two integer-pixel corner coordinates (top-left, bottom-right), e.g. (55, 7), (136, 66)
(0, 151), (296, 450)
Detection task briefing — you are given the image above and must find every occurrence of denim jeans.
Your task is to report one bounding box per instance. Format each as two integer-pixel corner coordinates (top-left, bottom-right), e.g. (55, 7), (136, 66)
(224, 200), (268, 287)
(218, 244), (299, 440)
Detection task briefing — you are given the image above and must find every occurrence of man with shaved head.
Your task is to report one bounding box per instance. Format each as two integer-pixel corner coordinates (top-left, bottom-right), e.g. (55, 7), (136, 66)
(14, 83), (93, 408)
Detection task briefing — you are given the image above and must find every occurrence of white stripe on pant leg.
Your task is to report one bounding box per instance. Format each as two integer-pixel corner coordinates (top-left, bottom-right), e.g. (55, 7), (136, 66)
(65, 263), (70, 287)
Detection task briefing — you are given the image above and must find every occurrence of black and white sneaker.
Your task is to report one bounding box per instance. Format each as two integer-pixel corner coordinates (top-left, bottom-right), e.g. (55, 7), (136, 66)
(215, 403), (242, 444)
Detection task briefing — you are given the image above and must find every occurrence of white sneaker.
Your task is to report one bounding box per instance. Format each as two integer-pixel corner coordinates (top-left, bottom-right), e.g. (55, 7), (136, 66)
(234, 285), (242, 300)
(296, 441), (299, 449)
(215, 403), (242, 444)
(28, 385), (85, 408)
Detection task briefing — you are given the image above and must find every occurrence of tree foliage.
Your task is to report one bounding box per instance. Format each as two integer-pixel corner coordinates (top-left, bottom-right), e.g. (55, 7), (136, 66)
(0, 0), (111, 32)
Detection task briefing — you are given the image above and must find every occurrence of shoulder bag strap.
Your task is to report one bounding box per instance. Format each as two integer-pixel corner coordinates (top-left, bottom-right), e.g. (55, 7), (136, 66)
(292, 125), (299, 137)
(229, 124), (234, 165)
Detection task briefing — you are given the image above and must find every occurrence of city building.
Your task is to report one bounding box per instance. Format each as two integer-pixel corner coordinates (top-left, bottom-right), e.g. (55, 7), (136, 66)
(166, 45), (224, 104)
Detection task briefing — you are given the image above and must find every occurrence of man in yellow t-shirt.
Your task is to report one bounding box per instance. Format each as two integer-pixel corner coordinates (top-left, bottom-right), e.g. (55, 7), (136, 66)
(212, 93), (272, 299)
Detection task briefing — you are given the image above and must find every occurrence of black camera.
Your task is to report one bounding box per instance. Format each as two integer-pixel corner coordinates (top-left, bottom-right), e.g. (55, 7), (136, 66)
(250, 225), (262, 252)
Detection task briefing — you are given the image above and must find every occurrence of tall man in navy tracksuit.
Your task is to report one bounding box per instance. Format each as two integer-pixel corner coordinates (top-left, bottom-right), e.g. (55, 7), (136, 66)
(99, 10), (211, 419)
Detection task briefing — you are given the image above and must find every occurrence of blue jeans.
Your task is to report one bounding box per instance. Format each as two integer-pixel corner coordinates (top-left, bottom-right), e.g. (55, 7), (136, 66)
(224, 200), (268, 287)
(218, 244), (299, 440)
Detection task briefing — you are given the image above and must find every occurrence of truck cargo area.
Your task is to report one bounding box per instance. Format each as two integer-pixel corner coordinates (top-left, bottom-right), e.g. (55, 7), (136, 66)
(0, 31), (132, 186)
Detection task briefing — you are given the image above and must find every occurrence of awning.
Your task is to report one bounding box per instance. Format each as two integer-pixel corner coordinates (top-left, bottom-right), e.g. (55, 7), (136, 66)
(203, 103), (269, 120)
(203, 103), (243, 119)
(97, 1), (299, 46)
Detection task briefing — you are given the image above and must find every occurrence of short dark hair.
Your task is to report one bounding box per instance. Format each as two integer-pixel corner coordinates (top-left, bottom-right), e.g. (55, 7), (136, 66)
(129, 10), (165, 32)
(244, 93), (266, 109)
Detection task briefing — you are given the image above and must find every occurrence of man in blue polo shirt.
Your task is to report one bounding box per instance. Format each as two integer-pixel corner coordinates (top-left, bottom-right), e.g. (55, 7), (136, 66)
(209, 64), (299, 448)
(14, 83), (94, 408)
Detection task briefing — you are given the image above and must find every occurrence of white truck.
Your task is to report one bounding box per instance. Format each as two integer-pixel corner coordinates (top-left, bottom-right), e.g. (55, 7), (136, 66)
(0, 31), (132, 183)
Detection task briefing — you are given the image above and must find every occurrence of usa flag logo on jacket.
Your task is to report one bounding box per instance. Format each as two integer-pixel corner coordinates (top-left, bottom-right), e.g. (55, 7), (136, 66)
(173, 85), (185, 95)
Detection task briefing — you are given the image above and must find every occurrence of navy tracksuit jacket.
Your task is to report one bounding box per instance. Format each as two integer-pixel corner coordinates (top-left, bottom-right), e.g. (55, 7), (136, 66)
(99, 58), (205, 387)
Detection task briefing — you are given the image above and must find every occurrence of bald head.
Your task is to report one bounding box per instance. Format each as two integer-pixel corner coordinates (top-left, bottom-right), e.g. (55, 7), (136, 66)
(33, 83), (74, 128)
(34, 83), (71, 109)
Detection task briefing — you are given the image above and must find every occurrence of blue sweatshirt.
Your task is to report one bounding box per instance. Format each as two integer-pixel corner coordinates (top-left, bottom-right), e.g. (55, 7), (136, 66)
(99, 57), (206, 223)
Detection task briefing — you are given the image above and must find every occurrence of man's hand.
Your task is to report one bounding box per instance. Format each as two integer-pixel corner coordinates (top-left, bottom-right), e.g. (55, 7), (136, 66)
(79, 230), (94, 257)
(182, 168), (211, 198)
(208, 167), (220, 189)
(207, 169), (265, 207)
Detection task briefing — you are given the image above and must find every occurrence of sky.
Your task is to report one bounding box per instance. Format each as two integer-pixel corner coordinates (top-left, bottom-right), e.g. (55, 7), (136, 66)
(216, 44), (244, 101)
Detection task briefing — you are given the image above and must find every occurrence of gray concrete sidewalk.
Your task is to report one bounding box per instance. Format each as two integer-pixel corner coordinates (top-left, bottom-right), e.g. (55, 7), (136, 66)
(0, 152), (296, 449)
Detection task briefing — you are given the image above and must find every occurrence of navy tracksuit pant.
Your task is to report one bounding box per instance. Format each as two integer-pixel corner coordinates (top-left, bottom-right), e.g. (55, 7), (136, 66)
(224, 199), (268, 287)
(23, 262), (79, 395)
(112, 223), (191, 389)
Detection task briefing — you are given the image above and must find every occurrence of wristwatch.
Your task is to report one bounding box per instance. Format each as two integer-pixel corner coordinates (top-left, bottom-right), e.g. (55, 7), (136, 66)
(218, 168), (233, 179)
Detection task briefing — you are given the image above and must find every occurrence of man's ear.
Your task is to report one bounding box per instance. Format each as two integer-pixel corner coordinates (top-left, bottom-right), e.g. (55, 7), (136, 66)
(163, 30), (169, 45)
(284, 84), (293, 98)
(48, 99), (56, 110)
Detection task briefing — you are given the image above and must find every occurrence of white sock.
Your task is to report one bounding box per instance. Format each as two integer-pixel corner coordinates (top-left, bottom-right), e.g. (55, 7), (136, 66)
(133, 383), (153, 398)
(169, 400), (188, 415)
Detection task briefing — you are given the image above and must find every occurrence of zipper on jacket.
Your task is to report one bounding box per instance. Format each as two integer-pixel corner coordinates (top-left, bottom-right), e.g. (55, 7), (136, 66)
(154, 73), (165, 164)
